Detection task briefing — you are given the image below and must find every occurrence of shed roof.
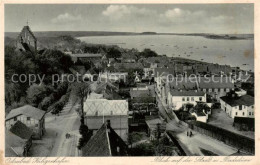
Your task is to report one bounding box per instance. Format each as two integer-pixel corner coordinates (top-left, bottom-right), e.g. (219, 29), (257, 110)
(10, 121), (33, 140)
(170, 89), (205, 96)
(220, 95), (254, 107)
(6, 105), (46, 121)
(82, 121), (128, 156)
(5, 131), (27, 157)
(198, 77), (234, 89)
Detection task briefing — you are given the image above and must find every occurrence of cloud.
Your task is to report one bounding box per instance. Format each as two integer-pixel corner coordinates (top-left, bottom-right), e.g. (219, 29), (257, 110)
(210, 15), (234, 23)
(159, 8), (206, 24)
(101, 6), (240, 33)
(51, 13), (82, 24)
(102, 5), (155, 20)
(159, 8), (234, 28)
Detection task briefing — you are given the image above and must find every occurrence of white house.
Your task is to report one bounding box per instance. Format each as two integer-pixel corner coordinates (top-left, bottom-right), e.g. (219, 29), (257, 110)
(5, 105), (46, 139)
(198, 77), (234, 100)
(235, 88), (247, 97)
(191, 111), (207, 123)
(167, 89), (206, 110)
(99, 72), (128, 82)
(220, 94), (254, 118)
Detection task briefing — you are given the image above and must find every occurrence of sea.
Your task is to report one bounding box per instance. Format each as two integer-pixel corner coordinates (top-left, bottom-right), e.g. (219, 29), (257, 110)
(78, 35), (254, 71)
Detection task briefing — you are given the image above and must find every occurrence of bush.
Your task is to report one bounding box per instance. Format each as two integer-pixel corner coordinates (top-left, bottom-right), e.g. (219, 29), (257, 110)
(130, 143), (155, 156)
(51, 93), (70, 114)
(26, 84), (53, 107)
(38, 96), (55, 111)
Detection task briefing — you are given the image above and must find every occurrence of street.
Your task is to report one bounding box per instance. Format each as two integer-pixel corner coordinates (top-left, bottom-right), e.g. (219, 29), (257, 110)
(47, 99), (81, 157)
(155, 86), (237, 156)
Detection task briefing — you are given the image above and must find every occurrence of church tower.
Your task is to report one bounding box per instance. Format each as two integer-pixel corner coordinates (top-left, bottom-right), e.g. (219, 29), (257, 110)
(16, 22), (37, 53)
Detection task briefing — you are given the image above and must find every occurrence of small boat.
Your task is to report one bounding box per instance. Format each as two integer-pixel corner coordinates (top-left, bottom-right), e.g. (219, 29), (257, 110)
(201, 59), (204, 61)
(203, 46), (207, 48)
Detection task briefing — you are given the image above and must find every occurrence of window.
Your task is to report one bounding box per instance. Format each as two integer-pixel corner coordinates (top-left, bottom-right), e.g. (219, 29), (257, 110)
(199, 97), (202, 101)
(95, 111), (98, 116)
(236, 112), (238, 116)
(249, 112), (251, 115)
(182, 97), (185, 101)
(191, 97), (194, 101)
(35, 124), (38, 127)
(187, 97), (190, 101)
(242, 112), (244, 116)
(239, 105), (242, 110)
(252, 105), (254, 108)
(14, 117), (17, 121)
(252, 112), (254, 115)
(27, 117), (30, 121)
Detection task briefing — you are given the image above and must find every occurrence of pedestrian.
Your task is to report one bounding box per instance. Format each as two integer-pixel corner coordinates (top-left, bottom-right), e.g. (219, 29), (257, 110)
(187, 131), (189, 136)
(190, 131), (192, 137)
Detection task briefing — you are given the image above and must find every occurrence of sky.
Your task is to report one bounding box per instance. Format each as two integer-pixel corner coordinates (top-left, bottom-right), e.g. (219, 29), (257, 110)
(5, 4), (254, 34)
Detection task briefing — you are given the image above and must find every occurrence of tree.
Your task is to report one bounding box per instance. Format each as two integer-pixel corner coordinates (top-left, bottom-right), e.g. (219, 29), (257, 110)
(139, 48), (158, 58)
(77, 137), (85, 150)
(71, 82), (91, 116)
(26, 84), (52, 107)
(79, 123), (89, 138)
(38, 96), (54, 110)
(106, 47), (122, 59)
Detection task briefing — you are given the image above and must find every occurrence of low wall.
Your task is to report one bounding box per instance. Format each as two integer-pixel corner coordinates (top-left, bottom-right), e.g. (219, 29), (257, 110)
(166, 132), (188, 156)
(188, 121), (254, 154)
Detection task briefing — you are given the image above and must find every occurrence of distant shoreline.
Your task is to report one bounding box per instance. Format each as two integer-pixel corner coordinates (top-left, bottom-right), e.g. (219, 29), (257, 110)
(5, 31), (254, 40)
